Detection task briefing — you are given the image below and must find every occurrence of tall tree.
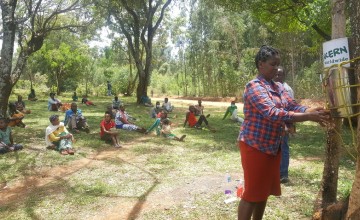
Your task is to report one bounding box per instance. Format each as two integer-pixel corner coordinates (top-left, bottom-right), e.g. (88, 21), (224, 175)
(347, 0), (360, 218)
(313, 1), (345, 216)
(97, 0), (172, 103)
(0, 0), (18, 116)
(0, 0), (92, 116)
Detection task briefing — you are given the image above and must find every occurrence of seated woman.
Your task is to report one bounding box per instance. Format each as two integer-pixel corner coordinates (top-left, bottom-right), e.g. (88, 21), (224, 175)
(15, 95), (31, 114)
(81, 95), (95, 106)
(115, 105), (146, 133)
(48, 92), (62, 111)
(0, 117), (23, 154)
(45, 115), (75, 155)
(72, 92), (78, 101)
(28, 89), (38, 101)
(8, 103), (26, 128)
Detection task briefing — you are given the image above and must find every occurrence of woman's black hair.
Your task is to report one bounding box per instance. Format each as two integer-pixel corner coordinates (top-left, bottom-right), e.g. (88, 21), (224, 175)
(255, 45), (279, 69)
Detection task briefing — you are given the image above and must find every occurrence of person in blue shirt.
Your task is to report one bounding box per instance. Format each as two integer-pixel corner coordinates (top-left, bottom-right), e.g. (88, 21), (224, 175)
(64, 103), (89, 133)
(140, 95), (153, 107)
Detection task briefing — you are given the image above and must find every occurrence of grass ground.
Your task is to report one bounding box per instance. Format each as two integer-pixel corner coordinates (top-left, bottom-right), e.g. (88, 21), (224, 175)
(0, 92), (356, 220)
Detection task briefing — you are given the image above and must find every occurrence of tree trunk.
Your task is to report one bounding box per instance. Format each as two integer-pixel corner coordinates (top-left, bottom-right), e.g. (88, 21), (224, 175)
(314, 0), (345, 216)
(0, 0), (17, 116)
(346, 0), (360, 218)
(136, 71), (147, 102)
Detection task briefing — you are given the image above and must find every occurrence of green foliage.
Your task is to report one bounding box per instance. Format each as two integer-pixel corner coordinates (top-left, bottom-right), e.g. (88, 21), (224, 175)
(27, 31), (92, 94)
(292, 61), (324, 99)
(150, 70), (180, 96)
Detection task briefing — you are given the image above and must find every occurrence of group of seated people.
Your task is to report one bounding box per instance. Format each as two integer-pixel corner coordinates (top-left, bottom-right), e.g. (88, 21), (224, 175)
(1, 91), (36, 154)
(150, 97), (174, 118)
(7, 95), (32, 128)
(2, 91), (244, 156)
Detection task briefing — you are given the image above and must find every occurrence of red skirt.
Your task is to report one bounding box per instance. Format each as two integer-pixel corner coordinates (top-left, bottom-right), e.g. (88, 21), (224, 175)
(239, 141), (281, 202)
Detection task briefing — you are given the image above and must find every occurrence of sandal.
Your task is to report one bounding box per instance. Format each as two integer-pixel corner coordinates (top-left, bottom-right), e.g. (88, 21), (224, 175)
(60, 150), (69, 155)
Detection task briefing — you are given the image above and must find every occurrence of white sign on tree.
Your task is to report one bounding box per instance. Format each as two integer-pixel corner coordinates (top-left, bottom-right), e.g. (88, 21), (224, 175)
(323, 37), (350, 68)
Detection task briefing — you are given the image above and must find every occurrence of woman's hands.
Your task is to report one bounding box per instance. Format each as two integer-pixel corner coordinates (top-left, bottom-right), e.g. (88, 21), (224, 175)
(305, 107), (331, 127)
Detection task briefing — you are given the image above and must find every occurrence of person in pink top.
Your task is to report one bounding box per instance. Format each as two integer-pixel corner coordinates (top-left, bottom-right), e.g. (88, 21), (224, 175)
(100, 112), (121, 148)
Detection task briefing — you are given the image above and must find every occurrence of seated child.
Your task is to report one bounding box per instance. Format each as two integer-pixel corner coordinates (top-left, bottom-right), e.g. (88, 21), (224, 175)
(28, 88), (38, 101)
(15, 95), (31, 114)
(162, 97), (174, 113)
(112, 96), (122, 110)
(8, 103), (26, 128)
(0, 117), (23, 154)
(222, 101), (244, 124)
(72, 92), (78, 101)
(45, 115), (75, 155)
(48, 92), (62, 111)
(81, 95), (95, 106)
(100, 112), (121, 148)
(161, 119), (186, 141)
(145, 111), (167, 135)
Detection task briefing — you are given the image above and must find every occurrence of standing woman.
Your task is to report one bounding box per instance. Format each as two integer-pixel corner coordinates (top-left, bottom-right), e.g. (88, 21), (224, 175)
(237, 45), (330, 220)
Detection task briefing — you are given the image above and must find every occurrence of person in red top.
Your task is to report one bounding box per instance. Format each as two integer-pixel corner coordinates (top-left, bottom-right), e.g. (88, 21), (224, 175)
(100, 112), (121, 148)
(183, 105), (215, 132)
(237, 45), (331, 220)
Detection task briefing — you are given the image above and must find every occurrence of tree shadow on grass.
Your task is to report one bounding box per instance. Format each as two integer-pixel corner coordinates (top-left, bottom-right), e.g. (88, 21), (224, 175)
(0, 147), (160, 220)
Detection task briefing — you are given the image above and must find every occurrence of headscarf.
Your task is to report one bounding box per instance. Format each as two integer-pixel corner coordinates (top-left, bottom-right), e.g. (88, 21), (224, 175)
(45, 115), (62, 146)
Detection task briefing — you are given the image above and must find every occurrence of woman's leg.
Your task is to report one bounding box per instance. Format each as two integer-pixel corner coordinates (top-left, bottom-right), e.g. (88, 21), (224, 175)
(238, 200), (267, 220)
(238, 199), (255, 220)
(253, 200), (267, 220)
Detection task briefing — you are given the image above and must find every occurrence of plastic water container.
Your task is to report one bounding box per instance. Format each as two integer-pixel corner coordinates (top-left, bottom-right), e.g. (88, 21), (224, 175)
(236, 179), (244, 198)
(224, 171), (232, 195)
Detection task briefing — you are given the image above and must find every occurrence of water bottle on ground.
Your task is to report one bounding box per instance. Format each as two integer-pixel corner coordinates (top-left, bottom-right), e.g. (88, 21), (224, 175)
(236, 179), (244, 198)
(224, 171), (237, 204)
(224, 171), (232, 196)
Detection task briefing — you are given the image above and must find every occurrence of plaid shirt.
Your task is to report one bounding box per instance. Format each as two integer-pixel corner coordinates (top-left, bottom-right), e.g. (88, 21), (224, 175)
(238, 75), (307, 155)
